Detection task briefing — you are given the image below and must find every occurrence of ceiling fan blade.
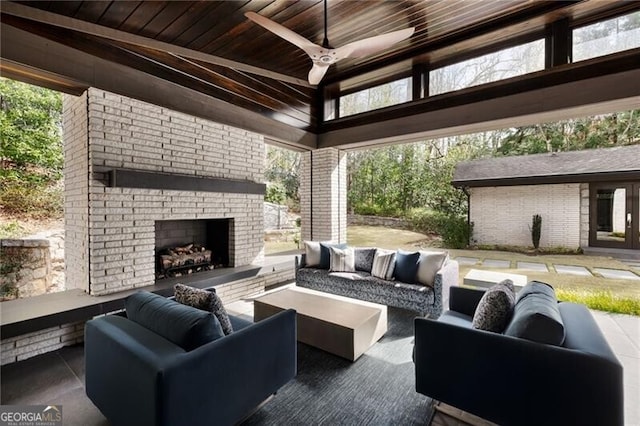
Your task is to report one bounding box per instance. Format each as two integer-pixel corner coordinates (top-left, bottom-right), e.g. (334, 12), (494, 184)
(245, 11), (319, 55)
(308, 63), (330, 85)
(334, 27), (415, 59)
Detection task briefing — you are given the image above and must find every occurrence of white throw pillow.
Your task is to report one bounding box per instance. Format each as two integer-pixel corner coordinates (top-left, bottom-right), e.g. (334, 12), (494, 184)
(329, 246), (355, 272)
(416, 251), (448, 287)
(304, 241), (322, 267)
(371, 249), (396, 280)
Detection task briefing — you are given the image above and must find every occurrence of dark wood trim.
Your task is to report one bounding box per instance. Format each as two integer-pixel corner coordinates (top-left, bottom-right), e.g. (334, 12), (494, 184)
(324, 1), (576, 85)
(546, 18), (570, 68)
(109, 169), (266, 195)
(453, 171), (640, 188)
(321, 48), (640, 133)
(588, 182), (640, 249)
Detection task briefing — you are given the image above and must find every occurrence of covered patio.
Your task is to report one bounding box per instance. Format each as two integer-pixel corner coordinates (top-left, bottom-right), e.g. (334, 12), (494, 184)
(1, 1), (639, 425)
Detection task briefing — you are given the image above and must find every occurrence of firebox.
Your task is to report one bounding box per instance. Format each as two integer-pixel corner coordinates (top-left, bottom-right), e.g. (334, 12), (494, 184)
(154, 219), (231, 278)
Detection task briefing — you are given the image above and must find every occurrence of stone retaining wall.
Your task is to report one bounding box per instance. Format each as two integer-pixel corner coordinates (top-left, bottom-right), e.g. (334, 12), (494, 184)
(0, 239), (52, 299)
(347, 214), (409, 229)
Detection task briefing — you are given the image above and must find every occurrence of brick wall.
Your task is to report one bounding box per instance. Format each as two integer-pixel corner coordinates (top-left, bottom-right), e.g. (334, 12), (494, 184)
(299, 148), (347, 243)
(580, 183), (590, 247)
(63, 92), (90, 291)
(63, 88), (265, 295)
(470, 184), (581, 248)
(1, 322), (84, 366)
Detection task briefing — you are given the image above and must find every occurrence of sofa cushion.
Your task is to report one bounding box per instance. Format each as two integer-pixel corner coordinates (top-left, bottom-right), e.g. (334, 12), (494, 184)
(354, 247), (377, 272)
(304, 241), (322, 267)
(417, 251), (448, 287)
(320, 242), (348, 269)
(504, 281), (565, 346)
(329, 246), (356, 272)
(472, 280), (515, 333)
(393, 250), (421, 283)
(371, 249), (396, 280)
(125, 291), (224, 351)
(174, 284), (234, 335)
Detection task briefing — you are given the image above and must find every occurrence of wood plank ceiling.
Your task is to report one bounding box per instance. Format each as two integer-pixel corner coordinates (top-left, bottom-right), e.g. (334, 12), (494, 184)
(1, 0), (638, 136)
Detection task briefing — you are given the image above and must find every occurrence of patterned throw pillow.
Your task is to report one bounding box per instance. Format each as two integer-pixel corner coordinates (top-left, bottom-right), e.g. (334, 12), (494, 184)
(329, 246), (355, 272)
(320, 242), (348, 269)
(371, 249), (396, 280)
(304, 241), (322, 267)
(354, 247), (377, 272)
(174, 284), (234, 335)
(416, 251), (448, 287)
(472, 280), (516, 333)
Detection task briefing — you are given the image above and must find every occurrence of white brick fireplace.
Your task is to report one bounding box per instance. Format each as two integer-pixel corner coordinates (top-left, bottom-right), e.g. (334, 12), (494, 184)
(63, 88), (265, 295)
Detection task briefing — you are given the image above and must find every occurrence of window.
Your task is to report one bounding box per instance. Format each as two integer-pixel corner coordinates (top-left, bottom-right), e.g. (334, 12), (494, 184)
(429, 40), (545, 96)
(573, 11), (640, 62)
(339, 77), (412, 118)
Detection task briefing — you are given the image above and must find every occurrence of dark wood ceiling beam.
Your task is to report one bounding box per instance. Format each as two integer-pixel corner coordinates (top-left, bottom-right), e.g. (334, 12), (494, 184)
(2, 1), (312, 87)
(319, 50), (640, 149)
(113, 42), (313, 127)
(0, 24), (316, 150)
(0, 59), (88, 95)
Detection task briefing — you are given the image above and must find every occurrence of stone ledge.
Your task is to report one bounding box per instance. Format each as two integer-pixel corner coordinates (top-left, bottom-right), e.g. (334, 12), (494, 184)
(0, 254), (296, 339)
(1, 239), (50, 248)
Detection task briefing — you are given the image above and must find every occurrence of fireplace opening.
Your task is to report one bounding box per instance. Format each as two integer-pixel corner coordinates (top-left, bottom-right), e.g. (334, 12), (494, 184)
(155, 219), (231, 278)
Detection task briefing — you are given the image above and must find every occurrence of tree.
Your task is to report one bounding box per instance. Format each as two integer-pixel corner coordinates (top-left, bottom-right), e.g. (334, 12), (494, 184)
(0, 78), (63, 172)
(265, 145), (301, 209)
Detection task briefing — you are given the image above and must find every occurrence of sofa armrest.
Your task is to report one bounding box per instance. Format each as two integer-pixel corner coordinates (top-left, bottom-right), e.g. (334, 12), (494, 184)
(448, 286), (486, 317)
(160, 309), (297, 426)
(434, 260), (458, 312)
(414, 317), (623, 426)
(295, 253), (307, 270)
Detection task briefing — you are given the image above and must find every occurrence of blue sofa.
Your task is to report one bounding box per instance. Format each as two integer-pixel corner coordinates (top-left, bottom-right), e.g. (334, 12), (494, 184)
(414, 285), (624, 426)
(85, 292), (297, 426)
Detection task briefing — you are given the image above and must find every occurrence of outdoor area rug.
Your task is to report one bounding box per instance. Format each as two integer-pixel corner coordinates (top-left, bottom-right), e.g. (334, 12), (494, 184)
(242, 307), (436, 425)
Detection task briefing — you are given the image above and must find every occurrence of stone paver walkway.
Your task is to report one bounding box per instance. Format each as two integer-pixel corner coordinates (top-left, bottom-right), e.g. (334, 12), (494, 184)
(554, 264), (591, 276)
(451, 256), (640, 281)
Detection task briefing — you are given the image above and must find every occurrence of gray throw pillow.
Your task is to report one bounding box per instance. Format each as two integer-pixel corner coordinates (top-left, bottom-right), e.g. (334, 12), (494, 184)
(504, 281), (565, 346)
(472, 280), (516, 333)
(329, 246), (355, 272)
(354, 247), (376, 272)
(174, 284), (234, 335)
(304, 241), (322, 267)
(416, 251), (448, 287)
(371, 249), (396, 280)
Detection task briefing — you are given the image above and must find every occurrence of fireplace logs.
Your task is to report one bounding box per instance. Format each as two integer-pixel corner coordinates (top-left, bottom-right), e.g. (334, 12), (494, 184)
(158, 243), (213, 278)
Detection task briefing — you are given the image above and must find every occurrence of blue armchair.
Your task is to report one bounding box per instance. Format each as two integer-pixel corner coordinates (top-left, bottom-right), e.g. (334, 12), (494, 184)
(85, 295), (296, 426)
(414, 285), (624, 426)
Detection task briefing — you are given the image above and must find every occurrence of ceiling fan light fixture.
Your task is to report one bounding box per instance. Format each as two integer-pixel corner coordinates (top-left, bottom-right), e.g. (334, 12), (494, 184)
(245, 10), (414, 85)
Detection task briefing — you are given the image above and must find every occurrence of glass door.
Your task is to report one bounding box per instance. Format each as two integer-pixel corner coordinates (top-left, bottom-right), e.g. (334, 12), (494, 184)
(590, 183), (640, 249)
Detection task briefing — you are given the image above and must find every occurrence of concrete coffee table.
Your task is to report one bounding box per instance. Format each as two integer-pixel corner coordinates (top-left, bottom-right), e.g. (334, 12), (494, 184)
(253, 286), (387, 361)
(463, 269), (527, 292)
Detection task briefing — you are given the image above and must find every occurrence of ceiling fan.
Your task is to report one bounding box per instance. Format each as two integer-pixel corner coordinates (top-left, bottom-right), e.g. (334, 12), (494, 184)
(245, 2), (415, 85)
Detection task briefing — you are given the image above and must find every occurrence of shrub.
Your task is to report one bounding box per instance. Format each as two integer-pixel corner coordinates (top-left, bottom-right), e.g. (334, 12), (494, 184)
(531, 214), (542, 249)
(0, 170), (63, 218)
(406, 208), (473, 249)
(440, 216), (474, 249)
(352, 202), (400, 217)
(405, 208), (447, 234)
(265, 182), (286, 205)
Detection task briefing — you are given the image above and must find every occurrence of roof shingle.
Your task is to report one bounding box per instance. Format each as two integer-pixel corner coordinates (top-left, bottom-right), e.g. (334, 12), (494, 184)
(453, 144), (640, 187)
